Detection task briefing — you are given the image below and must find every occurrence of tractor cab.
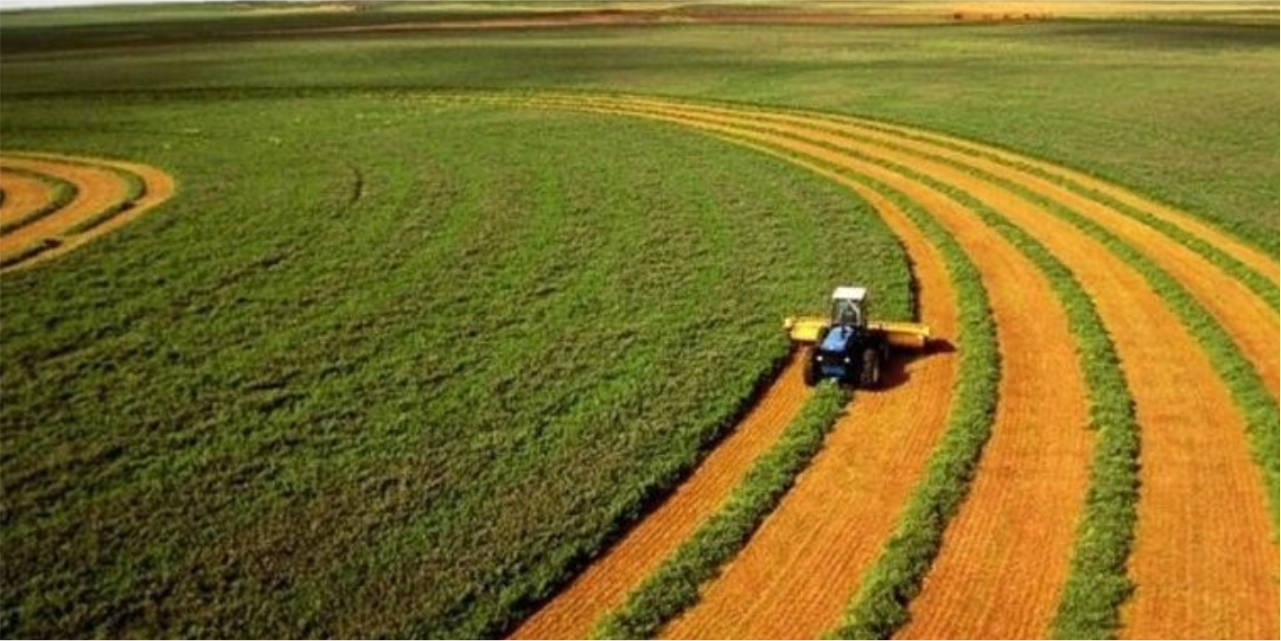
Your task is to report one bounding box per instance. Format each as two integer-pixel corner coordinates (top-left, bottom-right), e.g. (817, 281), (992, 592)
(830, 286), (868, 329)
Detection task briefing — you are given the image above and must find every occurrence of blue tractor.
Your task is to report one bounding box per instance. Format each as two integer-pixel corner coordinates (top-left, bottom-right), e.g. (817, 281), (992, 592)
(784, 286), (930, 389)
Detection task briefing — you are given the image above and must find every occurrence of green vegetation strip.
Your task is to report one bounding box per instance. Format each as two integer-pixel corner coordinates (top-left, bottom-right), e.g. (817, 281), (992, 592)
(61, 166), (146, 235)
(0, 166), (77, 235)
(878, 168), (1139, 639)
(808, 112), (1281, 310)
(590, 382), (850, 640)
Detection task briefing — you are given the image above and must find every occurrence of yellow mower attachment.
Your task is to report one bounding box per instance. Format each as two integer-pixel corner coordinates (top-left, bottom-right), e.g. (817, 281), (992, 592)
(783, 316), (830, 343)
(868, 320), (931, 351)
(784, 317), (931, 352)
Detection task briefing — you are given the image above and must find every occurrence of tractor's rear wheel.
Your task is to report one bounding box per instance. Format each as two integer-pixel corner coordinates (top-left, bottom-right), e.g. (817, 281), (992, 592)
(803, 347), (821, 386)
(860, 347), (881, 389)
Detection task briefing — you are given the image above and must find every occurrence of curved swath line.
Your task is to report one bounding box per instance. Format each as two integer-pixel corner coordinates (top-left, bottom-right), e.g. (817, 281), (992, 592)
(0, 168), (56, 230)
(838, 112), (1281, 285)
(552, 97), (1279, 400)
(611, 95), (1279, 290)
(520, 98), (1089, 640)
(510, 357), (814, 639)
(504, 111), (964, 640)
(534, 96), (1277, 639)
(0, 153), (174, 273)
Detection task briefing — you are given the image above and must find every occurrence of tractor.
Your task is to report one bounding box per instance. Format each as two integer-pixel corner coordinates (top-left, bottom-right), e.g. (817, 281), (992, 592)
(784, 286), (930, 388)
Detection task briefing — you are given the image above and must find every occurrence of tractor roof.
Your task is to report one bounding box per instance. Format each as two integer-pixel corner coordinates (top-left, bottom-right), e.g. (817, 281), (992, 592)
(832, 286), (867, 302)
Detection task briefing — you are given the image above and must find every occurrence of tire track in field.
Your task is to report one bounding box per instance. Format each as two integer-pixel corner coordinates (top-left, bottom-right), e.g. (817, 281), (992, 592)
(0, 169), (54, 228)
(0, 153), (174, 273)
(509, 356), (814, 639)
(491, 94), (1277, 638)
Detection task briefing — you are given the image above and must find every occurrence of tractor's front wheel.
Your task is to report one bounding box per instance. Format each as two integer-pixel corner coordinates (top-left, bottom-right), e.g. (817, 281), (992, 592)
(860, 347), (881, 389)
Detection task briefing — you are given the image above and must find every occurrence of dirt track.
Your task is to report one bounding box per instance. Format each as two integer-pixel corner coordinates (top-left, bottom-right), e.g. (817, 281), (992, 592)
(0, 153), (173, 272)
(488, 94), (1278, 639)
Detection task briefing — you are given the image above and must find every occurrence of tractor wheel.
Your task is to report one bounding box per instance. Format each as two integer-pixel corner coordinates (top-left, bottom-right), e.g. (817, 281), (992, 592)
(803, 348), (821, 386)
(860, 347), (881, 389)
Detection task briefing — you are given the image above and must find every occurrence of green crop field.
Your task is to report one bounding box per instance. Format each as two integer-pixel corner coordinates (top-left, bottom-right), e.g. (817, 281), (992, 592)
(0, 96), (912, 637)
(0, 2), (1276, 638)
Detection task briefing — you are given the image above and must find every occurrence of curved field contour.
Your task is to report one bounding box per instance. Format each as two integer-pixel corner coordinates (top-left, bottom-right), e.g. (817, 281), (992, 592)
(510, 356), (812, 639)
(486, 93), (1278, 639)
(0, 169), (56, 229)
(0, 153), (174, 273)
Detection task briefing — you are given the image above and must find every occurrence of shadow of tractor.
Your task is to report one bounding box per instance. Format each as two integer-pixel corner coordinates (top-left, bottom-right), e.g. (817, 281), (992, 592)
(873, 337), (956, 391)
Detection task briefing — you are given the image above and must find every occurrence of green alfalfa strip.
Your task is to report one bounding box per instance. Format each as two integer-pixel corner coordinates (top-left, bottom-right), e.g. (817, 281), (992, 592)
(0, 167), (78, 235)
(590, 381), (849, 640)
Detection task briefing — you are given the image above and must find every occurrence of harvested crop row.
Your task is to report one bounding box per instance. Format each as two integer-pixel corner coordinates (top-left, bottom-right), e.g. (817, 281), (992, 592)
(469, 93), (967, 639)
(592, 381), (851, 639)
(884, 176), (1139, 639)
(0, 169), (56, 230)
(618, 96), (1278, 292)
(664, 101), (1275, 639)
(520, 97), (1087, 637)
(0, 153), (173, 272)
(601, 98), (1279, 400)
(508, 356), (813, 639)
(616, 100), (1277, 640)
(506, 95), (1277, 639)
(0, 168), (77, 238)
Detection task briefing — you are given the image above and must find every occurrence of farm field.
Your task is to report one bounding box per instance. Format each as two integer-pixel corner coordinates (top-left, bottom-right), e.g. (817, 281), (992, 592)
(0, 2), (1277, 639)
